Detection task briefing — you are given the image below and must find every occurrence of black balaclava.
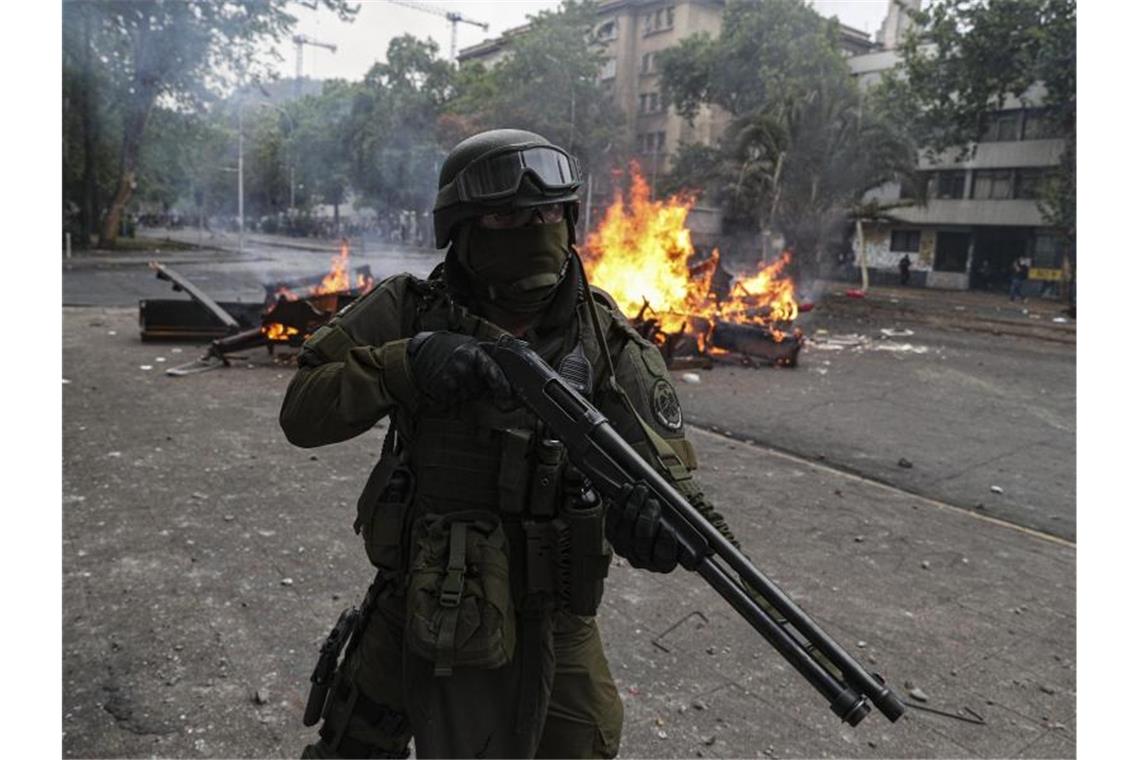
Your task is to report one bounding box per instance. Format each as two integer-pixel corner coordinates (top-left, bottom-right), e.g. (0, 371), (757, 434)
(454, 215), (572, 315)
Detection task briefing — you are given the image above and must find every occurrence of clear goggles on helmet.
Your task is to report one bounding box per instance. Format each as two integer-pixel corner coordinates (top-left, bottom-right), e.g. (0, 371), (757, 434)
(450, 145), (581, 203)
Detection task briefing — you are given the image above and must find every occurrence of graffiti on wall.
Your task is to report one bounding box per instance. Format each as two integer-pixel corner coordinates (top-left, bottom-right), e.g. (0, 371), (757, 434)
(918, 230), (935, 268)
(852, 225), (933, 271)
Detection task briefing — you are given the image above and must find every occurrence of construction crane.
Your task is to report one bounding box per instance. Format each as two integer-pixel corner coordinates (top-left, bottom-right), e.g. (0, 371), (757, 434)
(292, 34), (338, 98)
(384, 0), (490, 61)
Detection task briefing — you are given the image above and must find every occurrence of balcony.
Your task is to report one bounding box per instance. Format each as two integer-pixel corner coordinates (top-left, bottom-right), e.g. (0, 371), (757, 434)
(889, 199), (1046, 227)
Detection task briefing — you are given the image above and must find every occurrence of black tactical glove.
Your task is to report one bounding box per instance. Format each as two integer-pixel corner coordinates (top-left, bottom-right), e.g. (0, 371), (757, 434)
(605, 482), (680, 573)
(406, 331), (513, 408)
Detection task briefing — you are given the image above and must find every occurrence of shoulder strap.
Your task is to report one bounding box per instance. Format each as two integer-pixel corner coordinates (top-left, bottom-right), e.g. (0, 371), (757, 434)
(576, 256), (692, 484)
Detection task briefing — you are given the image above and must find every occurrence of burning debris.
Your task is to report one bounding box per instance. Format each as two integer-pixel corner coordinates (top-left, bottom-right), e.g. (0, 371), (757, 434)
(141, 240), (373, 376)
(581, 166), (804, 368)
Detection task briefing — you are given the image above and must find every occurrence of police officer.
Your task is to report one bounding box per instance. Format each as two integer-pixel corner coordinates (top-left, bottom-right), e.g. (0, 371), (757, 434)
(281, 129), (743, 758)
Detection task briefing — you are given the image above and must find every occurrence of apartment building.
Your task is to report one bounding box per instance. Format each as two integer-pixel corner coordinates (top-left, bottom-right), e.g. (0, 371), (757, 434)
(458, 0), (874, 182)
(850, 53), (1069, 293)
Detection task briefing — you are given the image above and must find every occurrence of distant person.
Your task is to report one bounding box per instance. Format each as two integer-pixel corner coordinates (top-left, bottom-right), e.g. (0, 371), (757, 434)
(1010, 256), (1030, 302)
(898, 254), (911, 286)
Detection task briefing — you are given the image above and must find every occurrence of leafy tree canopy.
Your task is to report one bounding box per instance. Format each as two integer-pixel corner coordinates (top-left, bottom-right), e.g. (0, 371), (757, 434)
(659, 0), (918, 272)
(449, 0), (627, 175)
(64, 0), (357, 246)
(344, 35), (455, 216)
(659, 0), (848, 122)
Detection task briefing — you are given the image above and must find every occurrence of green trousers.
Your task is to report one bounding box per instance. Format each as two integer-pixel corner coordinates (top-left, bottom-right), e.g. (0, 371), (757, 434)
(303, 594), (623, 759)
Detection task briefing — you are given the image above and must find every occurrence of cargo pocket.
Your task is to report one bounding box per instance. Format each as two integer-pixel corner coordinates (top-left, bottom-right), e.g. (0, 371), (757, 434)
(354, 437), (415, 576)
(405, 510), (516, 676)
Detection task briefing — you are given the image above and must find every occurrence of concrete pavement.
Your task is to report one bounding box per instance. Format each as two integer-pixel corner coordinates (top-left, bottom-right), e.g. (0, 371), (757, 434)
(62, 306), (1075, 758)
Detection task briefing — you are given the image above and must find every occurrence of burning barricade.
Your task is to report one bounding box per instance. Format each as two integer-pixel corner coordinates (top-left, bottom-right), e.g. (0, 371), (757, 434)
(141, 240), (374, 376)
(581, 167), (804, 368)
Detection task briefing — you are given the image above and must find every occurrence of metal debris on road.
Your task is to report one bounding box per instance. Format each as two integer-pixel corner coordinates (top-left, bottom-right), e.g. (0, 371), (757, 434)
(650, 610), (710, 653)
(897, 458), (913, 468)
(871, 342), (930, 354)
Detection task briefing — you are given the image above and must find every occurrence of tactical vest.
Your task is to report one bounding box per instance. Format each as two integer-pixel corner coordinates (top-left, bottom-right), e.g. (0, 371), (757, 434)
(351, 275), (615, 662)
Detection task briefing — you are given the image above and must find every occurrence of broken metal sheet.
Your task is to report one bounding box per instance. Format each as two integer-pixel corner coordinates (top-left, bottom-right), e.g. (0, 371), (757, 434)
(149, 261), (240, 330)
(139, 299), (263, 341)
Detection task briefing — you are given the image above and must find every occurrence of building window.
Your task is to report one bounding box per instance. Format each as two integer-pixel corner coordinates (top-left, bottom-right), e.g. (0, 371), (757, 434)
(596, 20), (617, 41)
(598, 58), (616, 81)
(649, 92), (659, 112)
(971, 169), (1014, 200)
(1022, 108), (1061, 140)
(897, 175), (920, 200)
(637, 131), (666, 153)
(1032, 233), (1065, 268)
(981, 110), (1021, 142)
(641, 52), (655, 74)
(890, 230), (921, 253)
(1014, 168), (1047, 199)
(928, 170), (967, 199)
(644, 6), (674, 34)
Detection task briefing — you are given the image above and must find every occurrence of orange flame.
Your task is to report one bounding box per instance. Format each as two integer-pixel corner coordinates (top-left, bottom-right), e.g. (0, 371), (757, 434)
(266, 240), (374, 307)
(581, 164), (799, 345)
(262, 322), (300, 341)
(315, 240), (352, 294)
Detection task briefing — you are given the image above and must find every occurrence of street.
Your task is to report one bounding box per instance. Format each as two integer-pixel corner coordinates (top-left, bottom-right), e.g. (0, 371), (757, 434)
(62, 238), (1076, 758)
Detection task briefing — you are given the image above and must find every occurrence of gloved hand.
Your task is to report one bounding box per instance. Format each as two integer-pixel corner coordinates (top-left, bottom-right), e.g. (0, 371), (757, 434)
(406, 331), (513, 408)
(605, 482), (680, 573)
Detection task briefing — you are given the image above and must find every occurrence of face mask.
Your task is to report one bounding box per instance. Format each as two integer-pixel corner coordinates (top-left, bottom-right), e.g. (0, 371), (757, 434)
(457, 221), (571, 313)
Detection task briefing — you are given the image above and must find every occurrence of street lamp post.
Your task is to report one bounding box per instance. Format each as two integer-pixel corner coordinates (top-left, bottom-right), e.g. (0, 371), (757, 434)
(238, 103), (245, 255)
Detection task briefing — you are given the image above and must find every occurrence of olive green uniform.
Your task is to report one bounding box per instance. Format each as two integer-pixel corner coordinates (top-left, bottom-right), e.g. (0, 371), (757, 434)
(282, 254), (739, 758)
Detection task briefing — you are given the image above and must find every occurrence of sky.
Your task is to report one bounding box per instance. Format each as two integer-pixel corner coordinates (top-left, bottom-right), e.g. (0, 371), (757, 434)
(275, 0), (891, 84)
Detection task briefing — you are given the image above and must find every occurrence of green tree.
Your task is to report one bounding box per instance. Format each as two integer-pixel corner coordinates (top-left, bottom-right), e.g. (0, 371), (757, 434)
(881, 0), (1076, 237)
(659, 0), (917, 273)
(63, 2), (120, 247)
(659, 0), (848, 121)
(343, 35), (455, 221)
(287, 79), (358, 231)
(63, 0), (356, 248)
(449, 0), (628, 176)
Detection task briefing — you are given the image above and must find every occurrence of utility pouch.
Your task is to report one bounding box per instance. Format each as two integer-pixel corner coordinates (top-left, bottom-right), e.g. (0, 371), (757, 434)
(357, 463), (415, 576)
(497, 428), (533, 515)
(528, 439), (566, 518)
(559, 488), (612, 617)
(405, 510), (516, 677)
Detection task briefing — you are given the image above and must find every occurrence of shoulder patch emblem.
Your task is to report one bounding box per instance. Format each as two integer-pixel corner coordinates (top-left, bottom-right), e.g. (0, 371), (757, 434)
(651, 378), (684, 432)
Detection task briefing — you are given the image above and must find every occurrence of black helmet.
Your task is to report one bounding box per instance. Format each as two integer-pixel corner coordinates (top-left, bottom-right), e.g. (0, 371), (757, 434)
(433, 128), (582, 248)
